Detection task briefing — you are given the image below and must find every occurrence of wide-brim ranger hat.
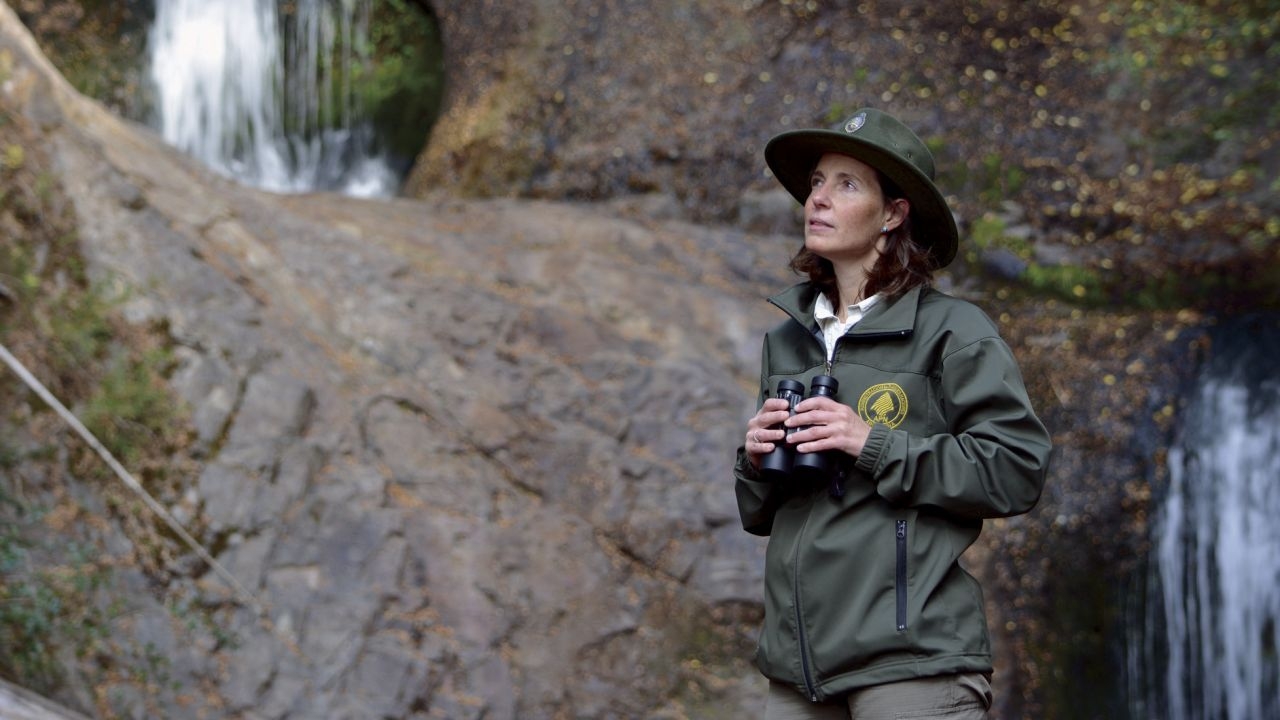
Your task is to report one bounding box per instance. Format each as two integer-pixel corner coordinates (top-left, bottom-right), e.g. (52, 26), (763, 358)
(764, 108), (959, 268)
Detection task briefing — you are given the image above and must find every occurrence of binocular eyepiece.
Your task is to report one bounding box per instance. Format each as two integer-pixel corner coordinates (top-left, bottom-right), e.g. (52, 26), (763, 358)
(759, 375), (840, 482)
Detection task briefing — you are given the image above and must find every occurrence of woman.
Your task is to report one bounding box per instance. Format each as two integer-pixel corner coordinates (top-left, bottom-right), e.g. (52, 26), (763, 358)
(735, 108), (1052, 719)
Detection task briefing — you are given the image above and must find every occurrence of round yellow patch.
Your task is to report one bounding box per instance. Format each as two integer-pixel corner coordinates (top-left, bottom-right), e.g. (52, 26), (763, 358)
(857, 383), (909, 428)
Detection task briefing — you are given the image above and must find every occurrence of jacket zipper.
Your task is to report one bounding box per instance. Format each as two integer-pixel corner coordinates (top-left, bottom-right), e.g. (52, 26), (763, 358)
(896, 519), (908, 631)
(792, 510), (819, 701)
(768, 301), (914, 685)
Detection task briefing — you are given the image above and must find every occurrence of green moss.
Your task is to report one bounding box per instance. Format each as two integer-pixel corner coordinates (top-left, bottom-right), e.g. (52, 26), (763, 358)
(962, 210), (1280, 311)
(1024, 264), (1106, 305)
(970, 214), (1022, 254)
(79, 346), (180, 467)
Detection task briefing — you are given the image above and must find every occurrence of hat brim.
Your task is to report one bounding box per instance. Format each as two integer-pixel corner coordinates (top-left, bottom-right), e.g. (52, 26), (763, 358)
(764, 129), (959, 268)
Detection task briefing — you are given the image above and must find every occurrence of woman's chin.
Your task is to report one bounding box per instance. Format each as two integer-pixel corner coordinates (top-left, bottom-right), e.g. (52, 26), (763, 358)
(803, 236), (832, 256)
(803, 238), (841, 262)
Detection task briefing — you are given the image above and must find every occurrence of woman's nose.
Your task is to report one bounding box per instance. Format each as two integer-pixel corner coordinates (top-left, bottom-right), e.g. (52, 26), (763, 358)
(807, 188), (829, 209)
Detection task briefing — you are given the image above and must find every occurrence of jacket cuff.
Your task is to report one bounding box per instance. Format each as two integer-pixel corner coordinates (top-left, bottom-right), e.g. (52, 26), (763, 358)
(734, 445), (763, 483)
(854, 423), (893, 476)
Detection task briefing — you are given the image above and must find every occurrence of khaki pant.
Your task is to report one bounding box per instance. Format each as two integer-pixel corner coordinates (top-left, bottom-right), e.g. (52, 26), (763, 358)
(765, 673), (993, 720)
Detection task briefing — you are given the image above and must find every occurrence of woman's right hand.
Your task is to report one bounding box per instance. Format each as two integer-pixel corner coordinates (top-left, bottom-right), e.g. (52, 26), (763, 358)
(745, 398), (792, 468)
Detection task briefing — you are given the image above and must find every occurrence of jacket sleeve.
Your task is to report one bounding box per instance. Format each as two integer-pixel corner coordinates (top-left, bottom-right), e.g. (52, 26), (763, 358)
(734, 446), (778, 535)
(734, 336), (785, 536)
(854, 335), (1051, 519)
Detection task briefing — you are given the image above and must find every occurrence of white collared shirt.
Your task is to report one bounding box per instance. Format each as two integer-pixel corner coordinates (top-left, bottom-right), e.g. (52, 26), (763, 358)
(814, 292), (882, 362)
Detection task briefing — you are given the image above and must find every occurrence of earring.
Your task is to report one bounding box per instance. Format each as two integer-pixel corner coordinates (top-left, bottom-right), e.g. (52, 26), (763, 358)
(881, 225), (889, 234)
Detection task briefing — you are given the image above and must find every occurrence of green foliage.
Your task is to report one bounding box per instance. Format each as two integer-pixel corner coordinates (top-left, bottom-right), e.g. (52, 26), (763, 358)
(13, 1), (153, 117)
(25, 0), (443, 175)
(0, 508), (115, 692)
(1103, 0), (1280, 163)
(978, 152), (1027, 204)
(934, 0), (1280, 313)
(167, 594), (241, 652)
(1, 106), (191, 700)
(362, 0), (445, 163)
(80, 346), (180, 466)
(970, 214), (1023, 255)
(937, 151), (1027, 210)
(275, 0), (443, 166)
(42, 280), (116, 368)
(967, 213), (1109, 305)
(1024, 263), (1106, 305)
(4, 240), (182, 471)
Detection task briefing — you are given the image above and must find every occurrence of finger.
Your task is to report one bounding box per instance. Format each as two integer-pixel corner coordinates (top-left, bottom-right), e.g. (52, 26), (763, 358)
(795, 439), (832, 454)
(745, 432), (774, 454)
(790, 421), (847, 444)
(786, 409), (836, 428)
(786, 425), (819, 444)
(749, 427), (777, 444)
(766, 410), (794, 424)
(795, 396), (845, 413)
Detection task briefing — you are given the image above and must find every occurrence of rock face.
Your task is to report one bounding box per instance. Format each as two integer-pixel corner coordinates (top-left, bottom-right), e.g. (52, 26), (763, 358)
(413, 0), (877, 218)
(1, 4), (793, 717)
(410, 0), (1101, 227)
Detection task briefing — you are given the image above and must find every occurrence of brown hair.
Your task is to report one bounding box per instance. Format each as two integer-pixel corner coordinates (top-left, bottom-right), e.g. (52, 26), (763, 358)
(787, 171), (937, 307)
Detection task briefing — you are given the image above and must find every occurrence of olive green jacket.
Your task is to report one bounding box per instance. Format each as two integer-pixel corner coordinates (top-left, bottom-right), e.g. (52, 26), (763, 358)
(735, 282), (1051, 702)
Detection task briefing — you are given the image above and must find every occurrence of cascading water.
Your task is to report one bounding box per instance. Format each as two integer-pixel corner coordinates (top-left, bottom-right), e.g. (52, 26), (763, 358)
(1128, 315), (1280, 720)
(148, 0), (396, 197)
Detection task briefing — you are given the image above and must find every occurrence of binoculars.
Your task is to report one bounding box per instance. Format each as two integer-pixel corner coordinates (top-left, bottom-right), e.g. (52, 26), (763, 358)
(759, 375), (840, 481)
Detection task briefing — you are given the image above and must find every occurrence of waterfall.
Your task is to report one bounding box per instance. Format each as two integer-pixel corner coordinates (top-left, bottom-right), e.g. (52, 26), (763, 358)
(148, 0), (396, 197)
(1129, 316), (1280, 719)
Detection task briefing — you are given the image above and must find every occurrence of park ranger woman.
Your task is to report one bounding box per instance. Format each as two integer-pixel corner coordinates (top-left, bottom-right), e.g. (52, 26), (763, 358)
(736, 108), (1052, 720)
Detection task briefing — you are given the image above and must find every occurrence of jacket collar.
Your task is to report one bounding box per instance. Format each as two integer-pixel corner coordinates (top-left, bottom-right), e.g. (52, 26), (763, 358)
(768, 282), (922, 336)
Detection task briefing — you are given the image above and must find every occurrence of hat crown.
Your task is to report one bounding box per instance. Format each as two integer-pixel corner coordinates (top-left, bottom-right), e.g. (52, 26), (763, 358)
(839, 109), (935, 181)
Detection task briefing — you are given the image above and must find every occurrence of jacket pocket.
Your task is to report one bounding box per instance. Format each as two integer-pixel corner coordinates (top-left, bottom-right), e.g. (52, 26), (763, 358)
(895, 519), (908, 632)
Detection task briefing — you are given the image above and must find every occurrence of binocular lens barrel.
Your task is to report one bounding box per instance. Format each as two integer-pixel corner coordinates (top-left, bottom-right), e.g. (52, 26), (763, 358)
(758, 376), (839, 482)
(793, 375), (839, 477)
(759, 379), (805, 479)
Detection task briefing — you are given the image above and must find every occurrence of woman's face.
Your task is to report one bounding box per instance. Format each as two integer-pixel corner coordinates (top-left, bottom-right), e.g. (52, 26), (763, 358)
(803, 153), (904, 271)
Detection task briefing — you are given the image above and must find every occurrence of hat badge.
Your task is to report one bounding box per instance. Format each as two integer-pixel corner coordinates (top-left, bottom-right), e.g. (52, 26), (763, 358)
(844, 113), (867, 134)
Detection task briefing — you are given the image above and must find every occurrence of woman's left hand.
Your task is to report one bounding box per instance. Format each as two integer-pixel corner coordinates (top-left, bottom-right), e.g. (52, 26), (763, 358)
(787, 396), (874, 458)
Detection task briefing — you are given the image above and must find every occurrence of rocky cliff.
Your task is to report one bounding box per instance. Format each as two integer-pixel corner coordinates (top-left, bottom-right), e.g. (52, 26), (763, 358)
(1, 3), (787, 717)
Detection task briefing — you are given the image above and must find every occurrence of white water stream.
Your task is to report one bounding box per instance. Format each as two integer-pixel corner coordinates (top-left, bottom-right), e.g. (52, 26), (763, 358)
(1130, 323), (1280, 719)
(149, 0), (396, 196)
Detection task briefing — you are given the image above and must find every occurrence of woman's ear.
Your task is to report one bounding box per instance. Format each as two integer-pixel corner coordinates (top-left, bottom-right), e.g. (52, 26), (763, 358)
(884, 198), (910, 232)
